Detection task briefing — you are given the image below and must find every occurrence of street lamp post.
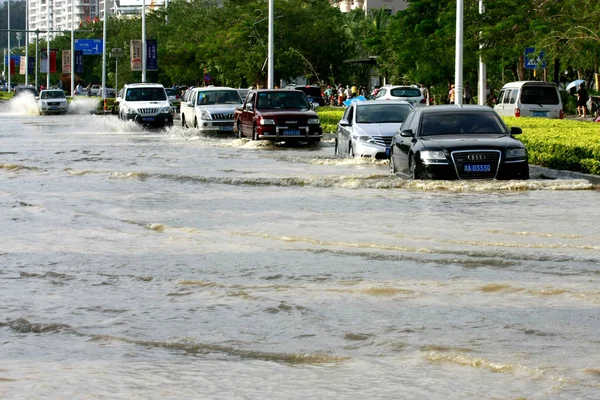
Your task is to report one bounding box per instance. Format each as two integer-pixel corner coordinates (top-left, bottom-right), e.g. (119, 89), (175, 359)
(101, 0), (108, 103)
(142, 0), (146, 82)
(71, 0), (75, 97)
(454, 0), (463, 105)
(267, 0), (274, 89)
(46, 0), (51, 89)
(478, 0), (486, 105)
(8, 0), (11, 92)
(25, 0), (29, 85)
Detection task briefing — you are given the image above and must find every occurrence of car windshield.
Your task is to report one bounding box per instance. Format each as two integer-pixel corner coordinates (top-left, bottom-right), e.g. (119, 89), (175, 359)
(520, 86), (560, 105)
(356, 104), (412, 123)
(125, 87), (167, 101)
(420, 112), (506, 136)
(40, 91), (65, 99)
(390, 87), (421, 97)
(256, 91), (310, 110)
(196, 90), (241, 105)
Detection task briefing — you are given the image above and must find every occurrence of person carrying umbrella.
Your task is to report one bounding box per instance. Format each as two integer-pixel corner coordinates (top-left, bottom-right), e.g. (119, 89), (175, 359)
(577, 83), (589, 118)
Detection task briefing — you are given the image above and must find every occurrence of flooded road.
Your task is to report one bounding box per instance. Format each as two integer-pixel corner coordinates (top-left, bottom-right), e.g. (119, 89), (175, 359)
(1, 101), (599, 399)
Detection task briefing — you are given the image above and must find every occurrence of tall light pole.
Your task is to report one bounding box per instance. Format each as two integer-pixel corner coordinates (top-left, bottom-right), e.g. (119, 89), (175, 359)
(478, 0), (486, 105)
(141, 0), (146, 82)
(46, 0), (51, 89)
(101, 0), (107, 102)
(70, 0), (75, 96)
(8, 0), (11, 92)
(25, 0), (29, 85)
(267, 0), (273, 89)
(454, 0), (463, 105)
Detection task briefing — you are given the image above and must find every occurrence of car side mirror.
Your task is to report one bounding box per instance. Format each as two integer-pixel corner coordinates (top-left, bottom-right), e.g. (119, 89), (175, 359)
(400, 129), (414, 137)
(187, 101), (194, 107)
(510, 127), (522, 135)
(116, 97), (122, 102)
(339, 119), (350, 127)
(311, 102), (319, 110)
(35, 96), (39, 100)
(247, 104), (254, 111)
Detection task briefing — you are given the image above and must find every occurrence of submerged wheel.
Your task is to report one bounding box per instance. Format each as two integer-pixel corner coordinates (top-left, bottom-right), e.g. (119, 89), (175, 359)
(252, 126), (258, 141)
(181, 115), (186, 128)
(349, 143), (355, 158)
(389, 149), (397, 174)
(334, 138), (339, 157)
(237, 122), (243, 139)
(193, 117), (198, 128)
(410, 155), (426, 180)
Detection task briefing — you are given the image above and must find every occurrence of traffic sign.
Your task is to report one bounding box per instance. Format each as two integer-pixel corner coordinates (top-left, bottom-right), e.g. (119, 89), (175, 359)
(110, 48), (124, 58)
(524, 47), (546, 69)
(75, 39), (104, 55)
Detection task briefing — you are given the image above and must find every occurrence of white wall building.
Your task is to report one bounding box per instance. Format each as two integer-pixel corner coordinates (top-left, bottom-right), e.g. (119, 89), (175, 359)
(332, 0), (409, 14)
(28, 0), (99, 41)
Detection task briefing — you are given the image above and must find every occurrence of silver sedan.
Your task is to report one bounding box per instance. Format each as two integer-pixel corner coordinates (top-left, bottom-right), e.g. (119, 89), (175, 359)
(335, 100), (413, 159)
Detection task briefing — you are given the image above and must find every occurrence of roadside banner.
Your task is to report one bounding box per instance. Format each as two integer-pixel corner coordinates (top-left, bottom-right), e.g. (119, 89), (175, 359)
(62, 50), (71, 74)
(130, 40), (142, 71)
(28, 56), (35, 75)
(50, 50), (57, 74)
(10, 58), (16, 75)
(40, 49), (48, 73)
(75, 50), (83, 74)
(147, 39), (157, 71)
(20, 56), (26, 75)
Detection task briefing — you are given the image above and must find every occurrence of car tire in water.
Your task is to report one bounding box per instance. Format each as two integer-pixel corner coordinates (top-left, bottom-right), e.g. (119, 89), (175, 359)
(194, 118), (198, 129)
(334, 138), (339, 157)
(252, 126), (258, 141)
(389, 149), (397, 174)
(349, 143), (355, 158)
(237, 123), (243, 139)
(410, 155), (426, 180)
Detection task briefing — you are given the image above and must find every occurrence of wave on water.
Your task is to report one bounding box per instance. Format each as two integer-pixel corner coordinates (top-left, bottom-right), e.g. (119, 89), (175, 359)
(0, 163), (40, 172)
(0, 317), (347, 365)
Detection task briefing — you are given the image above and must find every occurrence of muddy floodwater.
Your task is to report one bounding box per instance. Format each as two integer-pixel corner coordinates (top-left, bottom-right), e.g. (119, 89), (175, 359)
(1, 99), (600, 399)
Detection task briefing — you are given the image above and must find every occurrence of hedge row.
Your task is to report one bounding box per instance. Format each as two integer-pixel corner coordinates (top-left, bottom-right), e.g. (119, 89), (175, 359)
(317, 107), (600, 175)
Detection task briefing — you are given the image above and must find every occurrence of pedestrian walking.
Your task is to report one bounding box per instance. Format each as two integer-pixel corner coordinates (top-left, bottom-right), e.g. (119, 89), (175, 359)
(420, 84), (429, 105)
(577, 83), (589, 118)
(448, 84), (456, 104)
(463, 82), (472, 104)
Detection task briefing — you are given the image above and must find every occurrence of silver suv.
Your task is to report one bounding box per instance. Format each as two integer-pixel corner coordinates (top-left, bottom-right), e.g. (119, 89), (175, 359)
(179, 86), (242, 133)
(117, 83), (173, 127)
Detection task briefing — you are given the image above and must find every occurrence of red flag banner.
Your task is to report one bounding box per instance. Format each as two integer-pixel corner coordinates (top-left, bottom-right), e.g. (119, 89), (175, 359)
(50, 49), (57, 73)
(10, 59), (16, 75)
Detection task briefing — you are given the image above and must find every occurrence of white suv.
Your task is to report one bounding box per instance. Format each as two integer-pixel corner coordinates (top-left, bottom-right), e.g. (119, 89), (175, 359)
(179, 86), (242, 133)
(117, 83), (173, 127)
(374, 85), (427, 107)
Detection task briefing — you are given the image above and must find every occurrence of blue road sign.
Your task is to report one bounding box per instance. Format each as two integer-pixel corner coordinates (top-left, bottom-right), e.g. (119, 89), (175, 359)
(75, 39), (104, 55)
(524, 47), (546, 69)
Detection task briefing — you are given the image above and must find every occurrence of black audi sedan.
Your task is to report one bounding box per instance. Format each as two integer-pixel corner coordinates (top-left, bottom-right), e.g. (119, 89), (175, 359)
(389, 105), (529, 180)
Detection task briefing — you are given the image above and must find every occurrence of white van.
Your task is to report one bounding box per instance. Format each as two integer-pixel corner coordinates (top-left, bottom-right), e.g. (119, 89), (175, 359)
(494, 81), (563, 119)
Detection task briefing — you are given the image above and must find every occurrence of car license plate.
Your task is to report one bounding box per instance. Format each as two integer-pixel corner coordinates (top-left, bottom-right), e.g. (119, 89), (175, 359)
(143, 117), (155, 122)
(219, 126), (233, 132)
(284, 130), (301, 135)
(464, 164), (491, 173)
(531, 111), (548, 117)
(50, 107), (58, 110)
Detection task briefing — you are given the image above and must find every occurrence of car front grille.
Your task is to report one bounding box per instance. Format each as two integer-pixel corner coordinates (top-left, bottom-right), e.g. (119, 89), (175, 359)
(451, 150), (501, 179)
(212, 113), (234, 120)
(372, 136), (393, 147)
(211, 121), (232, 127)
(47, 102), (60, 106)
(138, 108), (159, 115)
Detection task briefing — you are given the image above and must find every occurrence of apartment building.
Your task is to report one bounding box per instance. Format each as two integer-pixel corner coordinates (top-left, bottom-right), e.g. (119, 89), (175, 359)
(28, 0), (99, 41)
(331, 0), (409, 14)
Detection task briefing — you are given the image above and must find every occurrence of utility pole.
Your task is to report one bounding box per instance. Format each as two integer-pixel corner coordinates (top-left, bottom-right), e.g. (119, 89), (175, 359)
(142, 0), (146, 82)
(46, 0), (51, 89)
(454, 0), (463, 105)
(8, 0), (11, 92)
(71, 0), (75, 97)
(267, 0), (273, 89)
(25, 0), (29, 85)
(478, 0), (486, 105)
(101, 0), (107, 103)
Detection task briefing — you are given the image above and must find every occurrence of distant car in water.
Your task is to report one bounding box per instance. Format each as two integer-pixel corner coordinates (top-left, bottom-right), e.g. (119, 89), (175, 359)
(374, 85), (427, 107)
(165, 88), (181, 112)
(38, 89), (69, 115)
(335, 100), (413, 159)
(289, 85), (325, 107)
(13, 85), (39, 98)
(389, 105), (529, 180)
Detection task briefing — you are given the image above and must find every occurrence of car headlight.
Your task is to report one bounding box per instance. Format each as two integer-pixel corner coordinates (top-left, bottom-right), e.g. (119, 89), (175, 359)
(160, 106), (172, 114)
(354, 135), (376, 144)
(200, 109), (211, 120)
(307, 118), (320, 125)
(126, 107), (137, 115)
(420, 150), (446, 161)
(260, 118), (276, 125)
(506, 148), (526, 159)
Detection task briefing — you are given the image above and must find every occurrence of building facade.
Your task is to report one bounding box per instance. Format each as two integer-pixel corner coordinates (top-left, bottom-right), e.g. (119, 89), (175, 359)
(28, 0), (99, 41)
(331, 0), (409, 14)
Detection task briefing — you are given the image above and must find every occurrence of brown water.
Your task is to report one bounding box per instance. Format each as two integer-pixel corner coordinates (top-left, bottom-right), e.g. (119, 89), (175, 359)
(1, 103), (599, 399)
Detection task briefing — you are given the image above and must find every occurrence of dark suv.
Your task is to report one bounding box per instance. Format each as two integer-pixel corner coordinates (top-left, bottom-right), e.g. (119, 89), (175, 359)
(290, 85), (325, 106)
(14, 85), (39, 98)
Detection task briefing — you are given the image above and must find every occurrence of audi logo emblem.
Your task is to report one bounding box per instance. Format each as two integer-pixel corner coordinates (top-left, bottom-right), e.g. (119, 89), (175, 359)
(468, 154), (486, 161)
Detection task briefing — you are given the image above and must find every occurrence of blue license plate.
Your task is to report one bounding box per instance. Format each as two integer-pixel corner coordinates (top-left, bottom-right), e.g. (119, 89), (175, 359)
(532, 111), (548, 117)
(219, 126), (233, 132)
(284, 130), (301, 135)
(464, 164), (491, 173)
(50, 107), (58, 110)
(143, 117), (155, 122)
